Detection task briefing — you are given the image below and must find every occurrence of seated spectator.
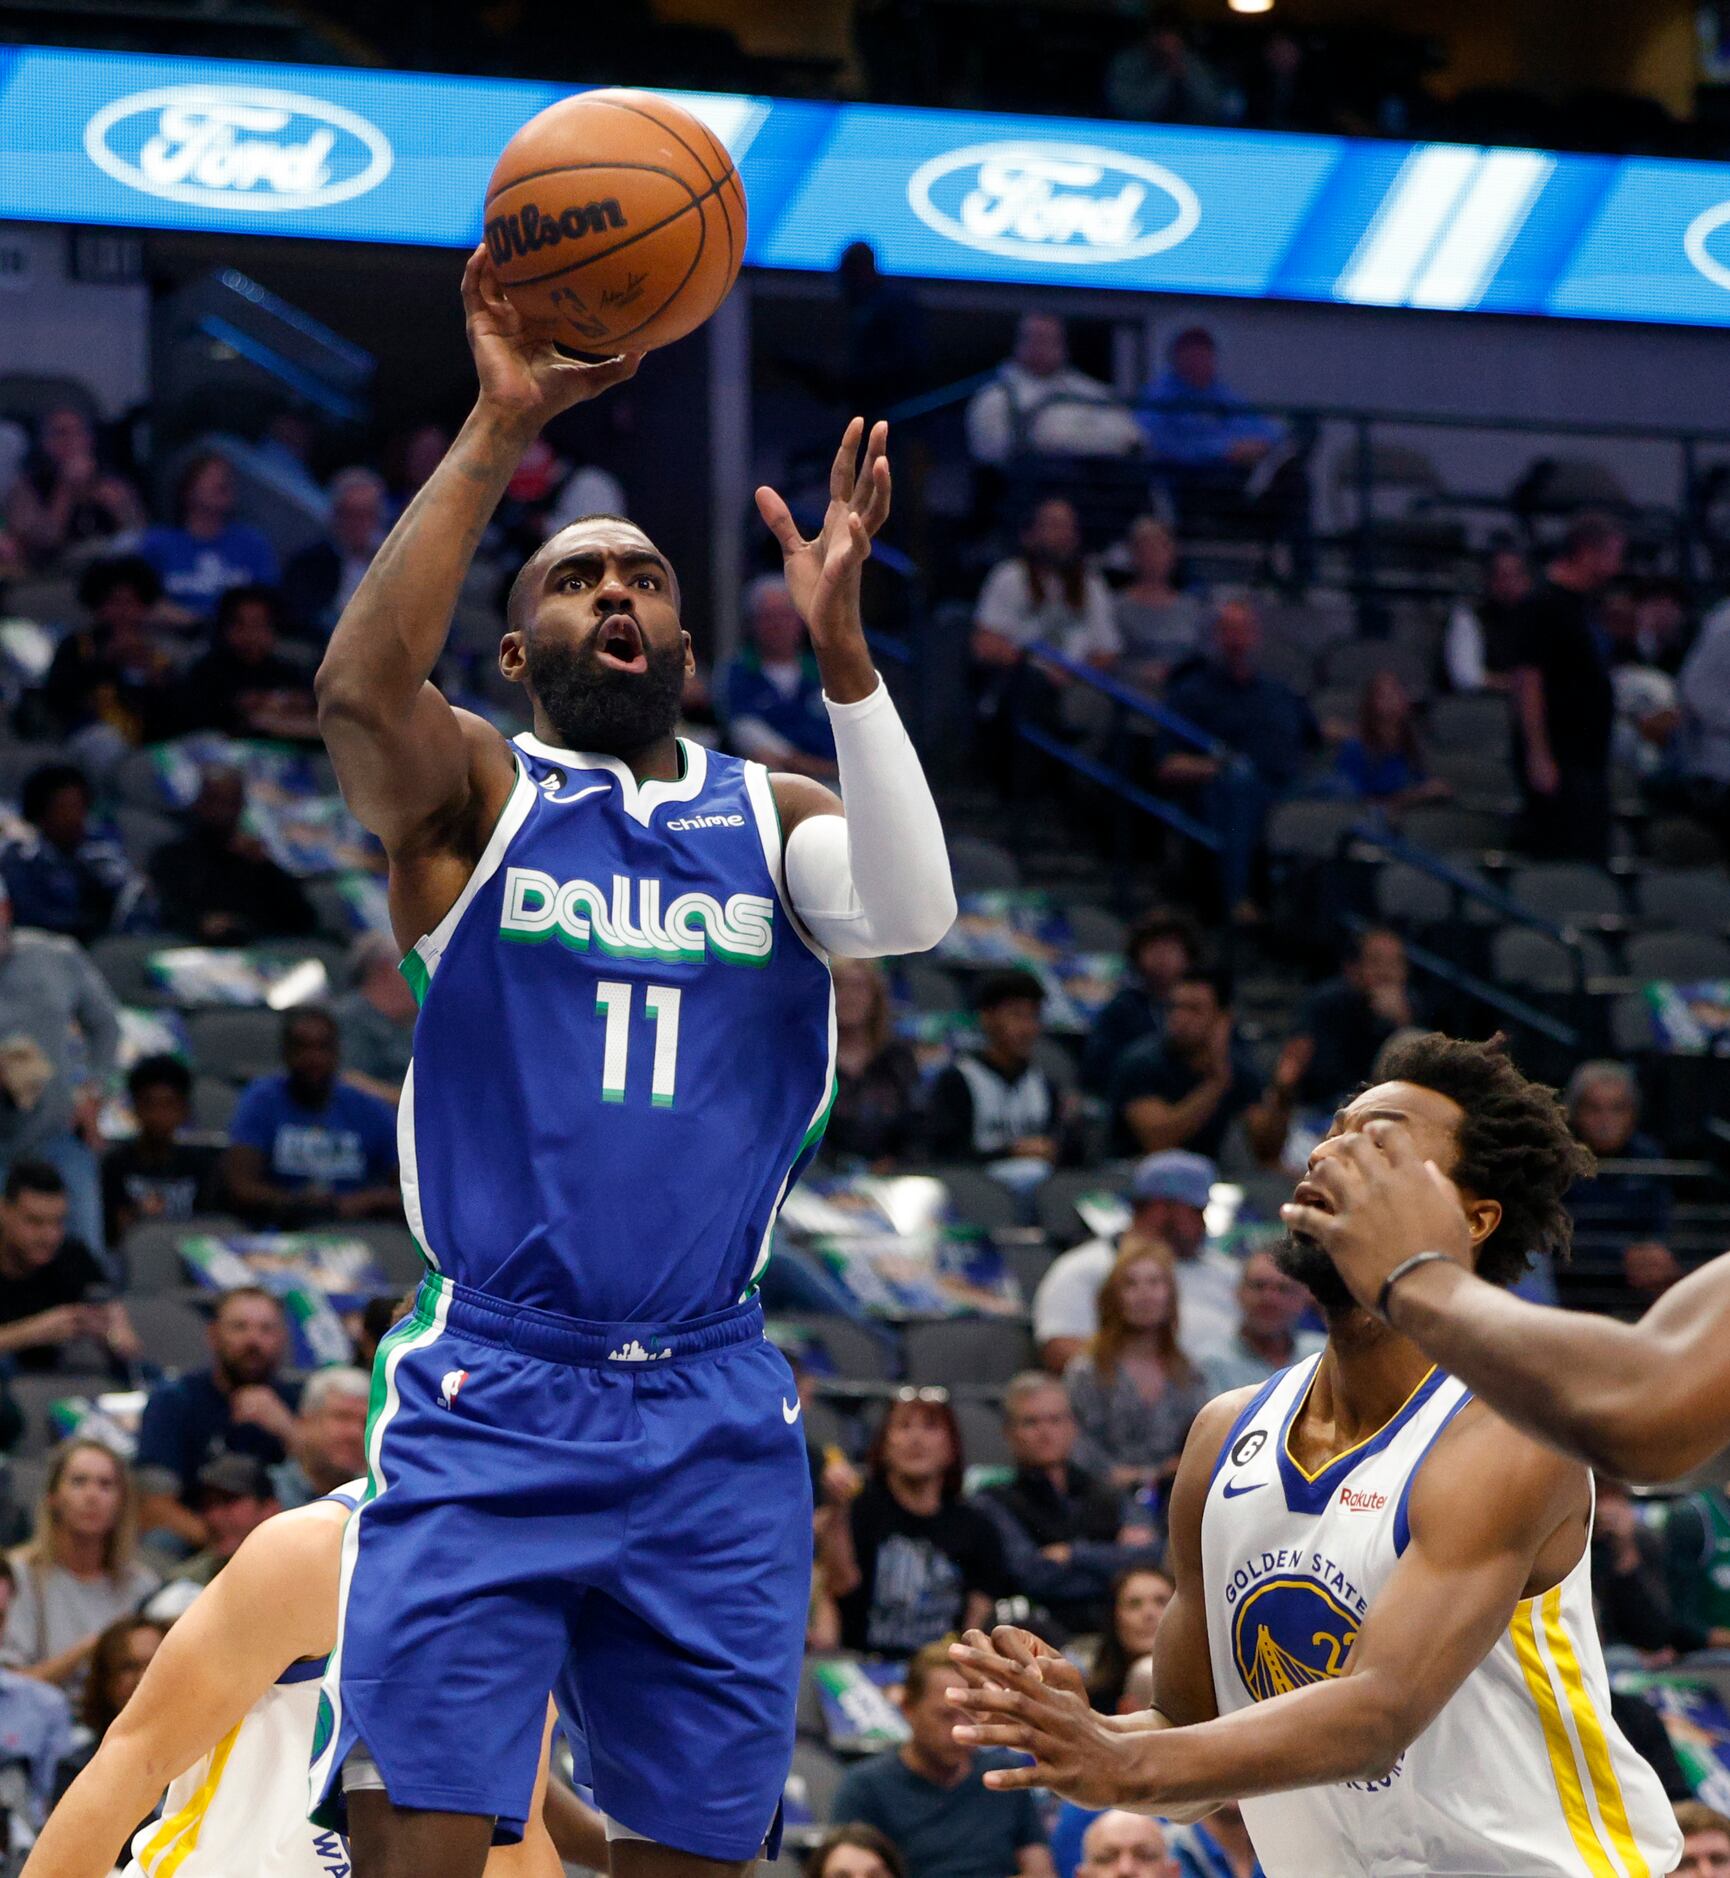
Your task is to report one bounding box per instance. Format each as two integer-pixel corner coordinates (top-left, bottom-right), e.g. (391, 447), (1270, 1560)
(926, 970), (1071, 1175)
(973, 499), (1120, 671)
(4, 404), (144, 571)
(1140, 329), (1281, 483)
(837, 1390), (1010, 1656)
(221, 1008), (399, 1228)
(0, 1161), (138, 1379)
(1076, 1810), (1179, 1878)
(148, 766), (317, 944)
(0, 1559), (73, 1831)
(1444, 539), (1531, 693)
(824, 957), (922, 1167)
(1086, 1566), (1174, 1713)
(830, 1640), (1054, 1878)
(138, 452), (279, 623)
(966, 314), (1143, 467)
(1049, 1660), (1162, 1877)
(716, 575), (837, 780)
(0, 763), (145, 945)
(0, 895), (119, 1252)
(1331, 671), (1449, 810)
(333, 934), (418, 1105)
(102, 1054), (219, 1248)
(1105, 8), (1235, 123)
(38, 557), (177, 755)
(1676, 1801), (1730, 1877)
(1562, 1060), (1678, 1309)
(1108, 971), (1291, 1168)
(0, 1440), (158, 1699)
(1661, 1481), (1730, 1649)
(142, 1455), (281, 1619)
(1171, 1805), (1265, 1878)
(804, 1823), (907, 1878)
(281, 467), (387, 638)
(1081, 908), (1202, 1098)
(176, 585), (317, 742)
(269, 1366), (369, 1509)
(49, 1614), (165, 1807)
(1065, 1242), (1211, 1495)
(1159, 599), (1319, 918)
(1289, 927), (1422, 1111)
(1592, 1474), (1703, 1656)
(1035, 1150), (1236, 1372)
(133, 1285), (301, 1548)
(1201, 1247), (1323, 1394)
(1113, 517), (1205, 686)
(971, 1373), (1160, 1637)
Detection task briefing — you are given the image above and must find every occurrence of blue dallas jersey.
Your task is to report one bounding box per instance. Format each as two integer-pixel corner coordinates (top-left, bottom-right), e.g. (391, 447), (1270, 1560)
(397, 732), (835, 1324)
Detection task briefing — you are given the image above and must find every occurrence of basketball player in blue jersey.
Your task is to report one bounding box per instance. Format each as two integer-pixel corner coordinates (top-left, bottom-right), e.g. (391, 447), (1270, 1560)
(946, 1036), (1680, 1878)
(307, 247), (956, 1878)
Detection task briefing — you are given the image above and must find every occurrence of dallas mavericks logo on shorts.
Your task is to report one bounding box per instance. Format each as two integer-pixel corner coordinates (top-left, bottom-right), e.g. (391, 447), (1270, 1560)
(1232, 1576), (1361, 1701)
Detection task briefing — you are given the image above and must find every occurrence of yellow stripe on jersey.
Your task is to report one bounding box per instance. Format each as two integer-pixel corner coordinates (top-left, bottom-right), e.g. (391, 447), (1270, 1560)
(139, 1721), (243, 1877)
(1542, 1589), (1651, 1878)
(1510, 1600), (1619, 1878)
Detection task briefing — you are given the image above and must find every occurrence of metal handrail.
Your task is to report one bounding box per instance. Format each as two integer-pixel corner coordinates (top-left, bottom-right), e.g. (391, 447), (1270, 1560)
(1022, 640), (1225, 757)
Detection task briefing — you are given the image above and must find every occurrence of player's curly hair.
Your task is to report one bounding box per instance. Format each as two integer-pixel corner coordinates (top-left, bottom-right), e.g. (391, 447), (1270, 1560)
(1370, 1032), (1595, 1288)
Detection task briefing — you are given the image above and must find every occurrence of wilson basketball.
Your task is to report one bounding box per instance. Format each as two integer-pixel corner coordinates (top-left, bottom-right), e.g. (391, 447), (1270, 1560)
(482, 89), (746, 355)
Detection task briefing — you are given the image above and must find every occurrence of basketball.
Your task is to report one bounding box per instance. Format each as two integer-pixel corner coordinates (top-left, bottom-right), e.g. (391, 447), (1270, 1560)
(482, 88), (746, 356)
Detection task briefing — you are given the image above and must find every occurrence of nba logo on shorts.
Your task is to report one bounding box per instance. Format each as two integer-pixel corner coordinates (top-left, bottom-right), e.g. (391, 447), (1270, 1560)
(440, 1369), (469, 1409)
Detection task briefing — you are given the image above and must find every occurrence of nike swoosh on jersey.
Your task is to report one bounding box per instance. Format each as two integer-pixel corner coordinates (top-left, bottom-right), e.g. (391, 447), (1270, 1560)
(782, 1398), (802, 1424)
(1222, 1479), (1263, 1498)
(545, 782), (610, 806)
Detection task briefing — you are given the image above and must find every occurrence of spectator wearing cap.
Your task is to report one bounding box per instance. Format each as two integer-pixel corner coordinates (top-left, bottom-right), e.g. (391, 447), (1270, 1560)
(281, 467), (388, 638)
(0, 1558), (74, 1831)
(142, 1455), (282, 1618)
(969, 1374), (1161, 1637)
(715, 576), (838, 781)
(270, 1367), (370, 1510)
(221, 1008), (399, 1229)
(332, 934), (419, 1106)
(830, 1639), (1054, 1878)
(0, 1161), (139, 1381)
(133, 1286), (301, 1550)
(100, 1055), (218, 1250)
(38, 557), (177, 758)
(1560, 1060), (1679, 1311)
(0, 763), (147, 946)
(1287, 927), (1422, 1112)
(137, 453), (278, 624)
(1033, 1151), (1235, 1373)
(925, 970), (1073, 1176)
(148, 766), (317, 945)
(1080, 908), (1202, 1098)
(966, 314), (1143, 468)
(1201, 1247), (1323, 1394)
(175, 586), (317, 742)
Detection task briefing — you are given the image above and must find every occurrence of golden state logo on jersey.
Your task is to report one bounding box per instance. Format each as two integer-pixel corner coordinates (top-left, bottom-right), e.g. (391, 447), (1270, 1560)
(497, 867), (774, 966)
(1232, 1575), (1361, 1702)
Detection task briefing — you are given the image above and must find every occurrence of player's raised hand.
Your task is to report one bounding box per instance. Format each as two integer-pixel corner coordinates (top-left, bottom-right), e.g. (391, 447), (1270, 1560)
(948, 1644), (1139, 1807)
(755, 418), (892, 657)
(462, 248), (642, 426)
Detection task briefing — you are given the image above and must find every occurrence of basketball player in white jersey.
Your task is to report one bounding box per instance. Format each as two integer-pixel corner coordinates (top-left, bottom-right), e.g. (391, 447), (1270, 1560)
(949, 1034), (1681, 1877)
(23, 1486), (590, 1878)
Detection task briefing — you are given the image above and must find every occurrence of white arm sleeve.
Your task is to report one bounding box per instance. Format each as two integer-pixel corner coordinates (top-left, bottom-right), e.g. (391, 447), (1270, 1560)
(781, 679), (957, 959)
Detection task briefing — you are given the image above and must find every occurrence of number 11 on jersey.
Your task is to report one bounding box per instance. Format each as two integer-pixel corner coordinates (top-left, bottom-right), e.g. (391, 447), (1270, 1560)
(595, 982), (683, 1108)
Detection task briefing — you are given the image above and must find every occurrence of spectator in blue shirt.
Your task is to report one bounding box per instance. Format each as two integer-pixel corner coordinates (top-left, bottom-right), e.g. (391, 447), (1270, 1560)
(1140, 328), (1281, 475)
(138, 453), (278, 623)
(1331, 671), (1450, 811)
(1171, 1807), (1265, 1878)
(0, 1556), (74, 1830)
(0, 764), (147, 946)
(716, 575), (838, 780)
(220, 1008), (399, 1228)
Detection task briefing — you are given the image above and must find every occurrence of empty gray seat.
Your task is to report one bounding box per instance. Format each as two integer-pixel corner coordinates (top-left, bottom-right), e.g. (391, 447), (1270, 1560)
(1509, 864), (1626, 925)
(1490, 927), (1611, 993)
(902, 960), (962, 1014)
(185, 1008), (282, 1084)
(191, 1076), (238, 1133)
(948, 836), (1020, 894)
(343, 1221), (426, 1289)
(1267, 800), (1360, 861)
(127, 1294), (214, 1373)
(1608, 993), (1654, 1056)
(9, 1372), (119, 1457)
(1428, 693), (1514, 758)
(1319, 639), (1431, 700)
(1373, 862), (1454, 927)
(1400, 805), (1505, 854)
(777, 1313), (894, 1384)
(1034, 1169), (1125, 1248)
(1426, 749), (1518, 803)
(0, 743), (70, 801)
(113, 805), (178, 864)
(1639, 869), (1730, 935)
(1624, 930), (1730, 982)
(939, 1168), (1023, 1236)
(956, 1394), (1013, 1469)
(788, 1739), (848, 1826)
(903, 1317), (1034, 1389)
(1066, 905), (1127, 954)
(89, 934), (173, 1006)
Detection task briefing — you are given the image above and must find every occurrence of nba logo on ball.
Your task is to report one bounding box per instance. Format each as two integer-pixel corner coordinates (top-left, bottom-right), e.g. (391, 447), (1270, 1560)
(440, 1369), (469, 1410)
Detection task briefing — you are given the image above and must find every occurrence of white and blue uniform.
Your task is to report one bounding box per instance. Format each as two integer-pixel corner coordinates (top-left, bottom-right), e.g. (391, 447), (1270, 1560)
(1200, 1357), (1680, 1877)
(312, 736), (829, 1859)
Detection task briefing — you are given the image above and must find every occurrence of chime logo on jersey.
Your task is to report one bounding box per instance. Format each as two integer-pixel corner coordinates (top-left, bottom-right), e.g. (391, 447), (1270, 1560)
(1232, 1576), (1361, 1701)
(497, 866), (774, 964)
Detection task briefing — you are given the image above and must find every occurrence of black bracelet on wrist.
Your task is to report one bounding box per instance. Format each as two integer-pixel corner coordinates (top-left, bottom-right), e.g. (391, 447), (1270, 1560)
(1376, 1251), (1459, 1326)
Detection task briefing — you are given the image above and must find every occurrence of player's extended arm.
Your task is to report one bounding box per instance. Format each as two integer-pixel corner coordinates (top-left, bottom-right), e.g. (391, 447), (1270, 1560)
(1283, 1123), (1730, 1481)
(951, 1406), (1582, 1813)
(758, 421), (956, 959)
(316, 247), (639, 857)
(21, 1503), (342, 1878)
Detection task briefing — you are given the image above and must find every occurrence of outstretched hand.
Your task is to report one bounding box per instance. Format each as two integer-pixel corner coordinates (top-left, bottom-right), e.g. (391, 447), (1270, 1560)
(462, 247), (642, 426)
(755, 418), (891, 657)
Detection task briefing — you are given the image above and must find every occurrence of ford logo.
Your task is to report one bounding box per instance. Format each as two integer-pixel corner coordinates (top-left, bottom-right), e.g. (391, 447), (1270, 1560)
(908, 140), (1199, 265)
(83, 83), (393, 212)
(1685, 199), (1730, 293)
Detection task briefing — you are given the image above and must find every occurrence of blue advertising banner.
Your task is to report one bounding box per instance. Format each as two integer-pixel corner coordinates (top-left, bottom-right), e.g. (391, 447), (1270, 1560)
(4, 44), (1730, 328)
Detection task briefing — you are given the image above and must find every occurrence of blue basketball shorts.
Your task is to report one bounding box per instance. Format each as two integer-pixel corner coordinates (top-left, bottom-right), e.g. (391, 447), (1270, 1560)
(309, 1275), (813, 1860)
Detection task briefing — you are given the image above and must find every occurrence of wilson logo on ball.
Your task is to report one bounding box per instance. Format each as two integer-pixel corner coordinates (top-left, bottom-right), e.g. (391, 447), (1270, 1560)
(485, 200), (628, 264)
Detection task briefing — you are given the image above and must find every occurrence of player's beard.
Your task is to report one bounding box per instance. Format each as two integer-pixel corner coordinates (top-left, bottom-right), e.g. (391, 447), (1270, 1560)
(1275, 1230), (1361, 1316)
(523, 629), (686, 757)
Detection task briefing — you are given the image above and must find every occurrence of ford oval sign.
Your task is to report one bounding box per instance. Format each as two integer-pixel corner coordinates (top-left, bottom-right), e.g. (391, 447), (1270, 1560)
(1684, 199), (1730, 293)
(83, 84), (393, 212)
(908, 140), (1200, 265)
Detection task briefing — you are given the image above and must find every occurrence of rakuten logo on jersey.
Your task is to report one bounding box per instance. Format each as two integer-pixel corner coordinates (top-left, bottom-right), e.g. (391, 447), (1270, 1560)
(499, 866), (773, 965)
(1339, 1486), (1388, 1514)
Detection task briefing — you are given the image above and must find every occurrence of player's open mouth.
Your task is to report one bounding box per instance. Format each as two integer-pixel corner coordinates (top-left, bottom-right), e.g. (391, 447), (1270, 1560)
(595, 616), (648, 675)
(1292, 1179), (1333, 1214)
